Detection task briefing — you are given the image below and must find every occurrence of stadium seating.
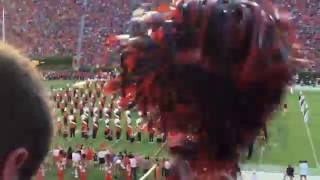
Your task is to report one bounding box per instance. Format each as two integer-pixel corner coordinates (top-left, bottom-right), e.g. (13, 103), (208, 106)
(2, 0), (319, 67)
(273, 0), (320, 68)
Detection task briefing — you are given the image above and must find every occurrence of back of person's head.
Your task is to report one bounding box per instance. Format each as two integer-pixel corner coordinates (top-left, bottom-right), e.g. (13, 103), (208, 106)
(0, 43), (52, 180)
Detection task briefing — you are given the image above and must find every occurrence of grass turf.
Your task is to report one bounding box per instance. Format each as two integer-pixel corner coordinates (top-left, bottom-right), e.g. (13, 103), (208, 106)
(38, 80), (320, 179)
(40, 80), (167, 180)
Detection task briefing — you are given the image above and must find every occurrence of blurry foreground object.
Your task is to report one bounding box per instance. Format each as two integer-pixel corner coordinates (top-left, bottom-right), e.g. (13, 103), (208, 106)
(0, 43), (52, 180)
(104, 0), (298, 179)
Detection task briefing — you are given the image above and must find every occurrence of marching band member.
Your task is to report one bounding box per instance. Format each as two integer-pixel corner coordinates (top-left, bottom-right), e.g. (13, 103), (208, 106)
(63, 109), (68, 126)
(126, 111), (132, 141)
(59, 100), (65, 114)
(81, 118), (89, 139)
(62, 126), (68, 139)
(115, 118), (121, 140)
(92, 118), (99, 139)
(79, 103), (84, 115)
(98, 105), (103, 119)
(136, 118), (143, 142)
(69, 117), (77, 138)
(114, 108), (120, 119)
(104, 118), (113, 141)
(93, 106), (99, 117)
(56, 117), (62, 137)
(103, 106), (109, 116)
(89, 105), (94, 117)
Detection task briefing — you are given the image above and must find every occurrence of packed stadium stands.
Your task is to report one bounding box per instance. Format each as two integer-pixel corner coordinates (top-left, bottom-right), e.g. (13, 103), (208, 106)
(274, 0), (320, 67)
(3, 0), (317, 68)
(2, 0), (132, 62)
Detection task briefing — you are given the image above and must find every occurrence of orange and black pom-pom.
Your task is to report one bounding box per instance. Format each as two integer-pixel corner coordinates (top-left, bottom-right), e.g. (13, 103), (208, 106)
(104, 0), (294, 177)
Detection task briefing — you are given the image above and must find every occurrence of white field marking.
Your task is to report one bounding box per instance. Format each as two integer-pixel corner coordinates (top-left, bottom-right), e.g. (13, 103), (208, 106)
(297, 98), (320, 167)
(304, 123), (320, 168)
(153, 142), (167, 157)
(139, 165), (157, 180)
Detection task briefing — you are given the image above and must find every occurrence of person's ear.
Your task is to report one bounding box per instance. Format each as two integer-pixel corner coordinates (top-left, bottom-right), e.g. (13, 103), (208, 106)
(2, 148), (28, 180)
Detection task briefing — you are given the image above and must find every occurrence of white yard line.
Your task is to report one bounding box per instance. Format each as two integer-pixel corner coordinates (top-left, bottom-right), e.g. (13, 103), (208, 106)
(139, 164), (157, 180)
(304, 123), (320, 168)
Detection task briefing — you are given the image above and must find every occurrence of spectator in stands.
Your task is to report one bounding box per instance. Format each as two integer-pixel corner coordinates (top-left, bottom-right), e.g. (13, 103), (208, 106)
(0, 43), (52, 179)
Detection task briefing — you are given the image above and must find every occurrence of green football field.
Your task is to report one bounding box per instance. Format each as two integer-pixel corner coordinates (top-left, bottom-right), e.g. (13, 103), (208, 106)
(39, 80), (320, 179)
(245, 90), (320, 171)
(41, 80), (168, 180)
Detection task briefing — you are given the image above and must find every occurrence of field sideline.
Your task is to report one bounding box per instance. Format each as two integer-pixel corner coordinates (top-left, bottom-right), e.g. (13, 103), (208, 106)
(245, 88), (320, 175)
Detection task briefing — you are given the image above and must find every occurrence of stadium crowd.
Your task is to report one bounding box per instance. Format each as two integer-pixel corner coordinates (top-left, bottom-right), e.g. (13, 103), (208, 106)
(2, 0), (170, 66)
(0, 1), (307, 67)
(3, 0), (133, 64)
(274, 0), (320, 67)
(4, 0), (318, 67)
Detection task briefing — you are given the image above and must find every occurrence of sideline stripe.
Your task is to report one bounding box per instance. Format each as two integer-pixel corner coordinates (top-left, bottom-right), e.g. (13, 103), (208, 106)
(139, 142), (166, 180)
(139, 165), (157, 180)
(304, 123), (320, 168)
(154, 142), (166, 156)
(298, 95), (320, 168)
